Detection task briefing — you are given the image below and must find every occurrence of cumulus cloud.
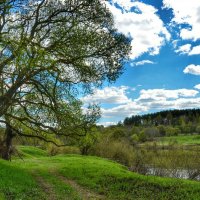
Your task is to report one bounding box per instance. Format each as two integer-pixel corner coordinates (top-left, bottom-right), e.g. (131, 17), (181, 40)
(101, 102), (147, 118)
(189, 45), (200, 55)
(142, 98), (200, 110)
(99, 88), (200, 121)
(163, 0), (200, 41)
(175, 98), (200, 109)
(106, 0), (170, 59)
(175, 44), (200, 56)
(131, 60), (155, 66)
(136, 89), (198, 102)
(194, 84), (200, 90)
(135, 89), (200, 111)
(85, 86), (200, 124)
(82, 86), (131, 104)
(97, 121), (117, 127)
(175, 44), (191, 54)
(183, 64), (200, 75)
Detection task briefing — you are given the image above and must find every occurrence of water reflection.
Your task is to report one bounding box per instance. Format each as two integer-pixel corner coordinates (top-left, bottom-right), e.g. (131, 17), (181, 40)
(146, 166), (200, 181)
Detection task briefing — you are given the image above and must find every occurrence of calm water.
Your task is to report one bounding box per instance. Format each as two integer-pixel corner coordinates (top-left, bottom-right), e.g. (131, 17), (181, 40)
(146, 166), (200, 181)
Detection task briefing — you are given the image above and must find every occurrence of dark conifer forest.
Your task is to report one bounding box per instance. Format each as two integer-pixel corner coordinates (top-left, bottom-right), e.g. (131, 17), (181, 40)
(124, 109), (200, 127)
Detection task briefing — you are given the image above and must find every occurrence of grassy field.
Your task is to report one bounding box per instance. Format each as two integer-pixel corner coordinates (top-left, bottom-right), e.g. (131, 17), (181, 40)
(158, 134), (200, 145)
(1, 146), (200, 199)
(141, 134), (200, 147)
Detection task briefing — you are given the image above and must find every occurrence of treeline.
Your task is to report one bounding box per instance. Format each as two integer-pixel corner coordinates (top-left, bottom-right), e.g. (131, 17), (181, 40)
(124, 109), (200, 127)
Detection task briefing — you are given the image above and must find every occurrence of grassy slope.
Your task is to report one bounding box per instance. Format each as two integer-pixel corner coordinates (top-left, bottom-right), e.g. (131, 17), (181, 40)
(1, 146), (200, 199)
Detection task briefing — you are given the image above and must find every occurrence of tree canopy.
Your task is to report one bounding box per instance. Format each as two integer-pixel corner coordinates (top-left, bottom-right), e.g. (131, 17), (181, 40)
(0, 0), (131, 159)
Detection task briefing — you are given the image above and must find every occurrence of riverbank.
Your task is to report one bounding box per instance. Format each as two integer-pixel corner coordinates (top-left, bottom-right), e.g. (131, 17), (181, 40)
(1, 146), (200, 199)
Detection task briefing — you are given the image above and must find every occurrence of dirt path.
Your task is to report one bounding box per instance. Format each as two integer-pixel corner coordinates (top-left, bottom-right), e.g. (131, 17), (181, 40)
(34, 174), (57, 200)
(53, 172), (105, 200)
(33, 170), (105, 200)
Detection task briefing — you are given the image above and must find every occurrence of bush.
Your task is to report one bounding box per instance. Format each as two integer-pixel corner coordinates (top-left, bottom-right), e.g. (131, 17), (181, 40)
(131, 126), (140, 135)
(110, 127), (127, 139)
(46, 145), (80, 156)
(92, 139), (134, 167)
(130, 148), (149, 174)
(131, 134), (139, 144)
(138, 131), (147, 142)
(61, 146), (80, 154)
(144, 127), (160, 139)
(180, 125), (195, 134)
(158, 125), (166, 136)
(165, 126), (181, 136)
(196, 126), (200, 134)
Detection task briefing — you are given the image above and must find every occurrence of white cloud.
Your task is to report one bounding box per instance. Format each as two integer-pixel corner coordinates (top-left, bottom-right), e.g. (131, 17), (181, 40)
(175, 98), (200, 109)
(183, 64), (200, 75)
(163, 0), (200, 41)
(194, 84), (200, 90)
(131, 60), (155, 66)
(189, 45), (200, 55)
(99, 88), (200, 122)
(153, 98), (199, 110)
(175, 44), (200, 56)
(135, 89), (200, 111)
(142, 98), (200, 110)
(89, 86), (200, 124)
(136, 89), (198, 102)
(82, 86), (131, 104)
(102, 102), (147, 118)
(175, 44), (191, 54)
(106, 1), (170, 59)
(97, 122), (117, 127)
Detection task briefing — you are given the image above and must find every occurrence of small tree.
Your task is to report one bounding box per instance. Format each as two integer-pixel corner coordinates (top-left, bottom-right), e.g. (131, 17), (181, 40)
(130, 134), (139, 144)
(78, 126), (100, 155)
(138, 131), (147, 142)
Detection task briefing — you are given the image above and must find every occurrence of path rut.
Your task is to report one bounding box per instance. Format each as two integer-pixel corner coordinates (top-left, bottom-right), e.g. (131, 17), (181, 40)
(53, 172), (105, 200)
(34, 174), (57, 200)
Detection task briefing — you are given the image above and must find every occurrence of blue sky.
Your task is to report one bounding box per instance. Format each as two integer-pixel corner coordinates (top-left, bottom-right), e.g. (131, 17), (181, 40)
(82, 0), (200, 126)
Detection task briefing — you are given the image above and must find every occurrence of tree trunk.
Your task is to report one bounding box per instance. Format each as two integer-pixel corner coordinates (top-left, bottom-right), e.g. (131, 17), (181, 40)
(81, 146), (89, 155)
(1, 125), (14, 160)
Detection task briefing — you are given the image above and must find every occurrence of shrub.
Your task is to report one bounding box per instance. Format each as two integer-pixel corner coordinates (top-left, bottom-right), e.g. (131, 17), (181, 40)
(130, 134), (139, 144)
(131, 126), (140, 135)
(165, 126), (181, 136)
(46, 145), (80, 156)
(196, 126), (200, 134)
(138, 131), (147, 142)
(92, 138), (134, 167)
(158, 125), (166, 136)
(60, 146), (80, 154)
(180, 125), (195, 134)
(144, 127), (160, 139)
(110, 127), (127, 139)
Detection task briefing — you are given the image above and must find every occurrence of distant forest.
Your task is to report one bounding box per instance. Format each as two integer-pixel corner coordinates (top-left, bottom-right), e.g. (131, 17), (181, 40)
(123, 109), (200, 127)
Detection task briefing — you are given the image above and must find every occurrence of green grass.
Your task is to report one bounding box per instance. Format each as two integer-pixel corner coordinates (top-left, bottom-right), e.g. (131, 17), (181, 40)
(17, 145), (48, 158)
(0, 159), (45, 200)
(159, 134), (200, 145)
(35, 170), (81, 200)
(1, 146), (200, 199)
(54, 155), (200, 200)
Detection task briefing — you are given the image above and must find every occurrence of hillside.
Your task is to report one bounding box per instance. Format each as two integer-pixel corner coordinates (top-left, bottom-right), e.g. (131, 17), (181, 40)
(1, 146), (200, 200)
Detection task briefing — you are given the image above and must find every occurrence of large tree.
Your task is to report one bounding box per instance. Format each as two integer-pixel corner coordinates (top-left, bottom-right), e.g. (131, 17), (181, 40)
(0, 0), (130, 160)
